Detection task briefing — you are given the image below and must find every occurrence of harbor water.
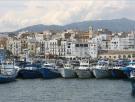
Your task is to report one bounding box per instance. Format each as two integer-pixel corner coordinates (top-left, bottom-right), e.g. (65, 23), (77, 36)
(0, 79), (134, 102)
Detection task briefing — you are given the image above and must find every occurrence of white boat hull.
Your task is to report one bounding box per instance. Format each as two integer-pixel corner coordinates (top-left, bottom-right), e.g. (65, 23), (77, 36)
(60, 68), (77, 78)
(75, 69), (93, 78)
(93, 69), (111, 79)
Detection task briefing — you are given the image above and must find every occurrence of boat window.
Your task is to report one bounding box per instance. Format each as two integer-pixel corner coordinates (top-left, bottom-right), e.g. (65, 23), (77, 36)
(81, 65), (89, 67)
(65, 65), (71, 67)
(132, 63), (135, 65)
(44, 65), (53, 67)
(80, 44), (83, 47)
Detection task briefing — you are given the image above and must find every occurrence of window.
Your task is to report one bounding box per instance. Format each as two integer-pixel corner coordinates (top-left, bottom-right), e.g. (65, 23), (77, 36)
(84, 44), (88, 47)
(31, 45), (34, 50)
(80, 44), (83, 47)
(68, 43), (71, 45)
(75, 44), (79, 47)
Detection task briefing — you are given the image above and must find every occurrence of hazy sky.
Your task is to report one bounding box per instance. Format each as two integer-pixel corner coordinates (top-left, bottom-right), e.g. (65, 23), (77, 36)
(0, 0), (135, 32)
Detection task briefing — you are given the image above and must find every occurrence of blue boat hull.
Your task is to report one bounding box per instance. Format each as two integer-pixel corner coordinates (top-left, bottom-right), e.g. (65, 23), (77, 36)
(39, 68), (61, 79)
(18, 69), (41, 79)
(110, 69), (127, 78)
(0, 74), (17, 83)
(122, 67), (135, 78)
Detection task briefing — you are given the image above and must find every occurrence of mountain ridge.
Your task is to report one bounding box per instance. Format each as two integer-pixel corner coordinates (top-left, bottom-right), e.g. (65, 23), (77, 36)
(13, 18), (135, 33)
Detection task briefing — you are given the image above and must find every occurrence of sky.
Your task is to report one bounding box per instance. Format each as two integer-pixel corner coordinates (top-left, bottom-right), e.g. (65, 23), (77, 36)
(0, 0), (135, 32)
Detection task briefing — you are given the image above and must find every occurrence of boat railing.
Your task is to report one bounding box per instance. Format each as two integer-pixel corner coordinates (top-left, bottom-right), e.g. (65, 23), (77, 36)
(98, 64), (110, 70)
(0, 68), (16, 76)
(101, 66), (109, 70)
(0, 63), (16, 70)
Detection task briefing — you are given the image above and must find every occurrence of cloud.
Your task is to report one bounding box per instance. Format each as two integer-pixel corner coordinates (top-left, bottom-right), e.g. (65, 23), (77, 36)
(0, 0), (135, 32)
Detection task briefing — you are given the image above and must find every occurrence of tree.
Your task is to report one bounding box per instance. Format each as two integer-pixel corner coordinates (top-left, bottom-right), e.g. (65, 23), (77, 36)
(113, 56), (116, 59)
(128, 54), (131, 58)
(123, 55), (126, 59)
(118, 55), (121, 59)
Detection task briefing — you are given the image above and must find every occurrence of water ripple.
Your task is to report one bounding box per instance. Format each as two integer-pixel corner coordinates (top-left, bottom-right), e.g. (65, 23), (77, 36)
(0, 79), (134, 102)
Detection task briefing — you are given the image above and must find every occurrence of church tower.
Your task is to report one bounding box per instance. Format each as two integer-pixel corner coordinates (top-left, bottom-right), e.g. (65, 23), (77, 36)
(89, 26), (94, 38)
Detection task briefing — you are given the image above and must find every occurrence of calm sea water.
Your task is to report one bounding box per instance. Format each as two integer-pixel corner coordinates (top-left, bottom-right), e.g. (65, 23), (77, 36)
(0, 78), (134, 102)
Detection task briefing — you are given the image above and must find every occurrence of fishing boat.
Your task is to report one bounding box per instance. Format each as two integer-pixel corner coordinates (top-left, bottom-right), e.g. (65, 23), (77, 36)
(17, 48), (42, 79)
(109, 60), (128, 78)
(38, 62), (61, 79)
(93, 60), (111, 79)
(60, 63), (77, 78)
(110, 65), (127, 79)
(0, 61), (17, 83)
(75, 60), (93, 79)
(130, 70), (135, 96)
(70, 60), (80, 67)
(14, 61), (25, 72)
(122, 60), (135, 78)
(17, 63), (41, 79)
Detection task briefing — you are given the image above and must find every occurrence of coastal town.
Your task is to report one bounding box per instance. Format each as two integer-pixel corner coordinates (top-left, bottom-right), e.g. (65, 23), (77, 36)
(1, 0), (135, 102)
(1, 26), (135, 60)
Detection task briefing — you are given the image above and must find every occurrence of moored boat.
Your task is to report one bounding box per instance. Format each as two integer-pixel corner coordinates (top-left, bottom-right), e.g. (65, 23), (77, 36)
(110, 67), (127, 79)
(122, 61), (135, 78)
(70, 60), (80, 68)
(60, 63), (77, 78)
(75, 60), (93, 79)
(39, 62), (61, 79)
(109, 60), (128, 78)
(0, 62), (17, 83)
(93, 60), (111, 79)
(18, 63), (41, 79)
(17, 48), (42, 79)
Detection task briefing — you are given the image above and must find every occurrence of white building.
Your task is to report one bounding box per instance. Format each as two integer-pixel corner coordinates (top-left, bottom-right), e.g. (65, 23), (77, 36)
(91, 33), (109, 50)
(58, 40), (67, 57)
(88, 42), (98, 58)
(109, 32), (135, 50)
(126, 32), (135, 49)
(35, 33), (44, 41)
(7, 37), (21, 56)
(65, 41), (73, 58)
(49, 39), (59, 55)
(71, 41), (90, 58)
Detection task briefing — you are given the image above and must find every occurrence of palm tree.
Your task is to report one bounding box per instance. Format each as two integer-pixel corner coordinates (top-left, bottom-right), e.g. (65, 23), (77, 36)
(128, 54), (131, 58)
